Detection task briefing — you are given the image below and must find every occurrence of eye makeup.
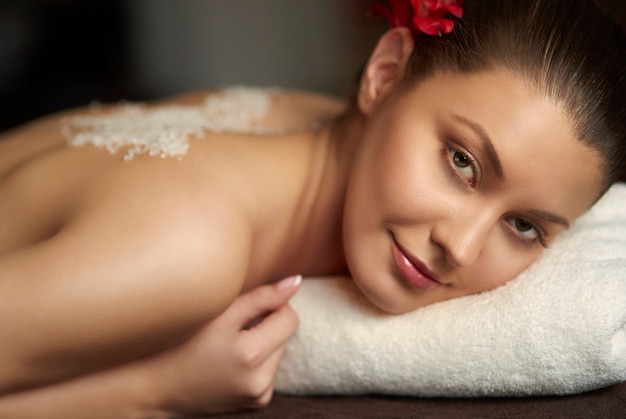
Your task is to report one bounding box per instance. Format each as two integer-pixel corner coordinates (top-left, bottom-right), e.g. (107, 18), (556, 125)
(443, 138), (481, 188)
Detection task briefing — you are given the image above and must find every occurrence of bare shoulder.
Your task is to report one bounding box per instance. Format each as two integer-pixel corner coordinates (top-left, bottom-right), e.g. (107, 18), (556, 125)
(265, 89), (347, 131)
(163, 87), (347, 132)
(74, 161), (252, 314)
(0, 160), (252, 391)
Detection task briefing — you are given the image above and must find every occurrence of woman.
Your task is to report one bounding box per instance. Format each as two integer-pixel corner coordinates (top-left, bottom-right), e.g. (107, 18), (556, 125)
(0, 0), (624, 416)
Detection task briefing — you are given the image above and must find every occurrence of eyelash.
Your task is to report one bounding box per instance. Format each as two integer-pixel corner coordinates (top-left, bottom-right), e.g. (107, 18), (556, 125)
(444, 140), (480, 188)
(443, 140), (548, 248)
(507, 217), (548, 248)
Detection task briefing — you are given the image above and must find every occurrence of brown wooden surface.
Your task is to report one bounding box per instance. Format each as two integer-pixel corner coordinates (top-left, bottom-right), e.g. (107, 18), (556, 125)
(208, 381), (626, 419)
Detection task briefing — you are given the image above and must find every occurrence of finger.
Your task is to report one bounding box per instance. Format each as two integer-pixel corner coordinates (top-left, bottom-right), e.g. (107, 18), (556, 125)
(250, 345), (287, 409)
(238, 304), (299, 366)
(263, 343), (286, 392)
(225, 275), (302, 330)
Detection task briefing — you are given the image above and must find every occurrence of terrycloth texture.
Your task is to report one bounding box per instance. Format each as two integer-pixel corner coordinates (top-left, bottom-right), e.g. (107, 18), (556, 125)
(275, 183), (626, 397)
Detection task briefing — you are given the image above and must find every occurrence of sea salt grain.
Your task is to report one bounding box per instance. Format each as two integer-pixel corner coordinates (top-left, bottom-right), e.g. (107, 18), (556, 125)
(63, 86), (278, 161)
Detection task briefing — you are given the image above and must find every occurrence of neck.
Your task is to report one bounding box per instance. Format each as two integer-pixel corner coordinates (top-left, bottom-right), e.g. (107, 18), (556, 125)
(282, 108), (366, 278)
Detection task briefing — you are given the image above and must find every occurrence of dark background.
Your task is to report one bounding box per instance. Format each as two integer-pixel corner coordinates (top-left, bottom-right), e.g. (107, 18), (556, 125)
(0, 1), (132, 132)
(0, 0), (377, 132)
(0, 0), (623, 137)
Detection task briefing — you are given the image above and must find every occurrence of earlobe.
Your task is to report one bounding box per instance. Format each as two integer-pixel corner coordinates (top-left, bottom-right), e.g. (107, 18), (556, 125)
(358, 27), (415, 116)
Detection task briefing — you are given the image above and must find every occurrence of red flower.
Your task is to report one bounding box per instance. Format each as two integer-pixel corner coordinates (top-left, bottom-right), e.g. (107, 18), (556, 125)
(369, 0), (463, 36)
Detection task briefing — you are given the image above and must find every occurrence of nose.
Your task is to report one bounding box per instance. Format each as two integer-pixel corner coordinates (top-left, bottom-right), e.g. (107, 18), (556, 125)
(430, 207), (499, 268)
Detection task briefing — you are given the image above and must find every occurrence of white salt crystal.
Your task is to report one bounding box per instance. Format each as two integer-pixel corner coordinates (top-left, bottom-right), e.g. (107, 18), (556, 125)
(62, 86), (280, 160)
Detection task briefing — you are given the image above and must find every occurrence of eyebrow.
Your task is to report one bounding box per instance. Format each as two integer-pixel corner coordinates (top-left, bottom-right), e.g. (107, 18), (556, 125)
(452, 114), (504, 179)
(528, 209), (571, 228)
(451, 114), (570, 229)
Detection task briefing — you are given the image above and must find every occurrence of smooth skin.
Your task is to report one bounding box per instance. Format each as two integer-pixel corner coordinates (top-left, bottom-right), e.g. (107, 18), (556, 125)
(0, 27), (604, 417)
(0, 89), (346, 416)
(0, 277), (301, 418)
(344, 35), (603, 312)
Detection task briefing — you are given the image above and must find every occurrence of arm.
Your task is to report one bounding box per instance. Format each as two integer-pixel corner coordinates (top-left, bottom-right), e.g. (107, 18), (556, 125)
(0, 354), (160, 419)
(0, 279), (301, 418)
(0, 183), (250, 394)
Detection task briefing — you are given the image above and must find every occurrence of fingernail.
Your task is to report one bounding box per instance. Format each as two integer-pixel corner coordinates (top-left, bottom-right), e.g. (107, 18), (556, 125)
(277, 274), (302, 290)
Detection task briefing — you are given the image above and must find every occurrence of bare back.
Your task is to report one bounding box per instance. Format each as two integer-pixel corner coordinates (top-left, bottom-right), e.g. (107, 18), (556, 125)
(0, 88), (344, 393)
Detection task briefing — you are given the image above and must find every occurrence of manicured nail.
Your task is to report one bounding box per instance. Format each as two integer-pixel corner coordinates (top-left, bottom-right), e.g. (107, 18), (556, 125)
(277, 274), (302, 290)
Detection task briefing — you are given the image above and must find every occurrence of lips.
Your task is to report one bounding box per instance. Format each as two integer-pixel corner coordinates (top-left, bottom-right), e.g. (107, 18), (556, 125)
(390, 236), (441, 291)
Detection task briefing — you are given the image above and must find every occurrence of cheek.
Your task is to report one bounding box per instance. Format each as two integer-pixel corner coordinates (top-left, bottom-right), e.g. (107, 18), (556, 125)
(360, 136), (449, 222)
(342, 124), (454, 262)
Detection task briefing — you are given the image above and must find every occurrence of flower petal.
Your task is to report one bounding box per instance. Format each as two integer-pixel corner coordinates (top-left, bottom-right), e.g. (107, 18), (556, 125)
(370, 0), (463, 36)
(369, 0), (416, 28)
(413, 16), (456, 35)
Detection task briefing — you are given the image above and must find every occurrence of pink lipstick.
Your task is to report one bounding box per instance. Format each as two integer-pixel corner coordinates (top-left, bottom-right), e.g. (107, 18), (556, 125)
(391, 237), (441, 291)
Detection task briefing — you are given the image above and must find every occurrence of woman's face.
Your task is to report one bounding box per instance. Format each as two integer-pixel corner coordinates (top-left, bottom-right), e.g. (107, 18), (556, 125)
(343, 69), (603, 314)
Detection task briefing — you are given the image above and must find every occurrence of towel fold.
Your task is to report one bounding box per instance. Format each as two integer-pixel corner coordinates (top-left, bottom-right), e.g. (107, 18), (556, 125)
(275, 184), (626, 397)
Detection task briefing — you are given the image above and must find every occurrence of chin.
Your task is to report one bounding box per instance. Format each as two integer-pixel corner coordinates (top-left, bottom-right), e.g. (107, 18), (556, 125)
(343, 230), (415, 314)
(351, 271), (412, 314)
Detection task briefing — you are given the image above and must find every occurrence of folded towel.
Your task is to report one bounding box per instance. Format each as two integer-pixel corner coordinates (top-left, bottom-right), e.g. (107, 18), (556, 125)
(275, 183), (626, 397)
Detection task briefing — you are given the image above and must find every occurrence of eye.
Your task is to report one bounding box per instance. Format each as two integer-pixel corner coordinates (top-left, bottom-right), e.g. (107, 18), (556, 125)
(507, 217), (547, 247)
(447, 147), (477, 186)
(513, 218), (538, 239)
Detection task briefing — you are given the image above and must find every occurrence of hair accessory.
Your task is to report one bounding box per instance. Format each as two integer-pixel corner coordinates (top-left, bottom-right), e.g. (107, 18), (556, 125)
(369, 0), (463, 37)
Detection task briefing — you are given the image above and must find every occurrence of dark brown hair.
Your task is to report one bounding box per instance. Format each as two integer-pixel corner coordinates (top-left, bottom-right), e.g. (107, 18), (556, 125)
(398, 0), (626, 191)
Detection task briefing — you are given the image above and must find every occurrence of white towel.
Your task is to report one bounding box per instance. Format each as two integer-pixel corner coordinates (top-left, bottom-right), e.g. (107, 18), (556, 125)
(275, 183), (626, 397)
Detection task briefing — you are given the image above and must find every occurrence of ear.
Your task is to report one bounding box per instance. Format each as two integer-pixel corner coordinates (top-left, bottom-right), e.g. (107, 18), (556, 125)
(358, 27), (415, 116)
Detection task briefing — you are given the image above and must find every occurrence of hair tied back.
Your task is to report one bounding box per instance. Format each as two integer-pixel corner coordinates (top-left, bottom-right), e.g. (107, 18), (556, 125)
(369, 0), (464, 36)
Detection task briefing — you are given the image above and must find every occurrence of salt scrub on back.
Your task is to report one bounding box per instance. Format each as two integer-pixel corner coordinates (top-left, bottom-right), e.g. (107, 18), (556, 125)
(62, 86), (280, 161)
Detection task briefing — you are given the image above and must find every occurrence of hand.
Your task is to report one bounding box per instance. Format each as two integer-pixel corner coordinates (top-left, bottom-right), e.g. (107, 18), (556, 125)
(150, 275), (302, 416)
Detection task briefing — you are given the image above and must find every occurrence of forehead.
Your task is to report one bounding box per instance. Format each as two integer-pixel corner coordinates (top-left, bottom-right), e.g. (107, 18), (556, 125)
(402, 69), (604, 219)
